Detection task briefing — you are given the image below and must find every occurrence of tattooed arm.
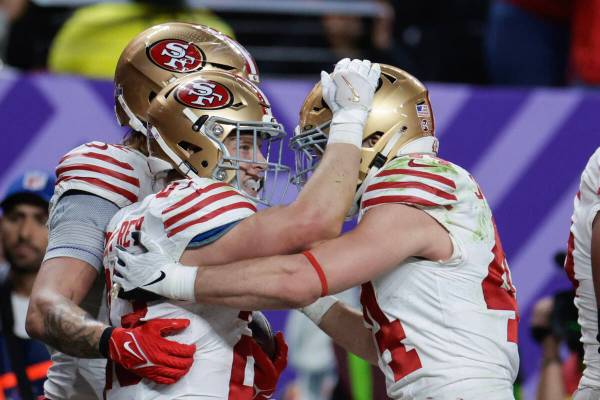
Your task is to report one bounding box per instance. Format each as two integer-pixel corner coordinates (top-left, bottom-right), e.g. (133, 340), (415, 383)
(26, 257), (107, 357)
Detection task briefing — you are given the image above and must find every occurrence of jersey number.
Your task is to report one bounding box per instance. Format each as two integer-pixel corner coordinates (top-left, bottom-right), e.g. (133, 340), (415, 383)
(482, 221), (518, 343)
(361, 283), (422, 381)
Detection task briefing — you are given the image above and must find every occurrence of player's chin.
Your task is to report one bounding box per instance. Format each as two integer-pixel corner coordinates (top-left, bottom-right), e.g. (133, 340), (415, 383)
(243, 188), (259, 198)
(241, 179), (261, 197)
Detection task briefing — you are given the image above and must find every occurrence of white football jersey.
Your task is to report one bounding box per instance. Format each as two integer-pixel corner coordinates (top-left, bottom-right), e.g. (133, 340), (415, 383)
(45, 141), (155, 400)
(51, 141), (155, 210)
(358, 154), (519, 399)
(104, 178), (258, 400)
(565, 147), (600, 389)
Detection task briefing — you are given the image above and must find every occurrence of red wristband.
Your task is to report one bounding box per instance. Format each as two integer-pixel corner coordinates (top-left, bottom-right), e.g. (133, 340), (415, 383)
(302, 250), (328, 297)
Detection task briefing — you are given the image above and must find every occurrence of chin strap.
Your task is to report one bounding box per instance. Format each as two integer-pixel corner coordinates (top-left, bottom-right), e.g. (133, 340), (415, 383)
(116, 91), (147, 135)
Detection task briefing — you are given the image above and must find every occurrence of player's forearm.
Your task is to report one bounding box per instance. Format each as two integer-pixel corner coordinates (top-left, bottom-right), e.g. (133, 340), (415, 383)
(193, 254), (321, 309)
(294, 143), (361, 238)
(27, 290), (107, 358)
(26, 257), (107, 357)
(317, 302), (378, 364)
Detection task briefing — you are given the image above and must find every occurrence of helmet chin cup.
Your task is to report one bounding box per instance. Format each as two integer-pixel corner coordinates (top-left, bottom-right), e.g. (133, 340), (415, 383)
(147, 155), (173, 176)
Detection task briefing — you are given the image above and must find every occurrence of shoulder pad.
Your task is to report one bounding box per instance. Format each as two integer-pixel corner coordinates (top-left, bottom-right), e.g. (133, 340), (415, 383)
(51, 142), (148, 210)
(361, 154), (459, 211)
(152, 178), (256, 243)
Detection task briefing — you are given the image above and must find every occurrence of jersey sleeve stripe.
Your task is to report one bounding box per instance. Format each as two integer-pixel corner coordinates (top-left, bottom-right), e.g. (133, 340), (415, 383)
(56, 164), (140, 187)
(376, 168), (456, 189)
(365, 181), (457, 201)
(167, 202), (257, 237)
(55, 176), (137, 203)
(163, 190), (240, 230)
(162, 182), (229, 214)
(59, 152), (134, 170)
(362, 195), (443, 209)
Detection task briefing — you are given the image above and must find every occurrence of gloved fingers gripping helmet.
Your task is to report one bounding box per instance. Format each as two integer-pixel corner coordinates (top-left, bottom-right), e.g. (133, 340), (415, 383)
(114, 22), (260, 135)
(146, 70), (290, 206)
(291, 64), (437, 188)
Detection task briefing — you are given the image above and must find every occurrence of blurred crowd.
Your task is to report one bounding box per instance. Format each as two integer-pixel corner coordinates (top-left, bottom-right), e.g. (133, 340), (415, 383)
(1, 0), (600, 86)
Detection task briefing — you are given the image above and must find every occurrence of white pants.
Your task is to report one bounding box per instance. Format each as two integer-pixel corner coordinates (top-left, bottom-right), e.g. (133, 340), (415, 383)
(44, 352), (106, 399)
(574, 387), (600, 400)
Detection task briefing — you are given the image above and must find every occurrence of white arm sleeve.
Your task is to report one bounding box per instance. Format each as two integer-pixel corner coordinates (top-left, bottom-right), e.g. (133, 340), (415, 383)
(44, 192), (119, 272)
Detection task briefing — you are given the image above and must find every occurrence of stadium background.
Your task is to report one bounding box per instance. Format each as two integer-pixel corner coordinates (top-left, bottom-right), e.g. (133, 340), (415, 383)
(0, 0), (597, 399)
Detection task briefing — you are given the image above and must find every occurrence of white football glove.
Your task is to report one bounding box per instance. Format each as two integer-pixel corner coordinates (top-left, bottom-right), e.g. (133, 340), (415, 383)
(321, 58), (381, 149)
(113, 234), (197, 302)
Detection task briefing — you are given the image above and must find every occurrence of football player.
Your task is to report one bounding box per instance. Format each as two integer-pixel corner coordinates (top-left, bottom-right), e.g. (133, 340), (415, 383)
(564, 147), (600, 400)
(26, 22), (273, 399)
(116, 65), (520, 399)
(103, 59), (380, 399)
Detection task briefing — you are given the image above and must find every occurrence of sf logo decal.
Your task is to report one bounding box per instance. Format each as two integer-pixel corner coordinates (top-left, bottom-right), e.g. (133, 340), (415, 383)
(176, 80), (233, 110)
(148, 39), (204, 73)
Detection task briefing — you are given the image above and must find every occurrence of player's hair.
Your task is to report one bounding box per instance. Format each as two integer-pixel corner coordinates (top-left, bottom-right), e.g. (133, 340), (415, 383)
(122, 131), (148, 156)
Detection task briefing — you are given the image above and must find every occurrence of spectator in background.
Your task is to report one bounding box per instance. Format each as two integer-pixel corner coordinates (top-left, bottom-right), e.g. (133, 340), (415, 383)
(531, 252), (583, 400)
(48, 0), (234, 78)
(570, 0), (600, 85)
(0, 171), (54, 400)
(1, 0), (73, 71)
(486, 0), (572, 86)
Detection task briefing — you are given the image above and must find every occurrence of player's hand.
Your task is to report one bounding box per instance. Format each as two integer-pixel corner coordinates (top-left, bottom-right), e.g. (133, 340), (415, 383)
(321, 58), (380, 148)
(113, 233), (197, 301)
(108, 319), (195, 384)
(322, 58), (380, 119)
(252, 332), (288, 399)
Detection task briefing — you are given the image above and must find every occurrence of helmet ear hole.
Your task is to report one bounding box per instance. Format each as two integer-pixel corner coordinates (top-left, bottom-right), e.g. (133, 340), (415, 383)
(148, 91), (157, 102)
(201, 160), (209, 168)
(178, 141), (202, 156)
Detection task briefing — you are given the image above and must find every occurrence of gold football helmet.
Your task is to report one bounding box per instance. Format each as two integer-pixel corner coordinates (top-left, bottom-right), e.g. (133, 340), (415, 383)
(291, 64), (436, 186)
(146, 70), (289, 205)
(115, 22), (260, 134)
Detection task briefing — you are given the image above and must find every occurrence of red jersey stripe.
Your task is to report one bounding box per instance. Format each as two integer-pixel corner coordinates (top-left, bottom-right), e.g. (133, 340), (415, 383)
(365, 181), (457, 201)
(162, 182), (229, 214)
(57, 164), (140, 187)
(59, 152), (134, 170)
(56, 176), (137, 203)
(167, 202), (256, 237)
(362, 195), (442, 209)
(376, 169), (456, 189)
(164, 190), (240, 230)
(565, 231), (578, 289)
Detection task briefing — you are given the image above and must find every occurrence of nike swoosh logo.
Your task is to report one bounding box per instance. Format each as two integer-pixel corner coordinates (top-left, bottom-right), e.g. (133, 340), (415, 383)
(408, 159), (436, 168)
(124, 340), (145, 362)
(143, 271), (166, 287)
(341, 75), (360, 103)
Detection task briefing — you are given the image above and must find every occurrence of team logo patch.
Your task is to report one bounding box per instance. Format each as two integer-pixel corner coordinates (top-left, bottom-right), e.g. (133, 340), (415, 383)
(23, 172), (48, 190)
(147, 39), (204, 73)
(175, 79), (233, 110)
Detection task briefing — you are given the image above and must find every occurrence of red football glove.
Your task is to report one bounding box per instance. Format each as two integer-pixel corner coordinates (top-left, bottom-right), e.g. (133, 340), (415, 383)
(108, 318), (195, 384)
(252, 332), (288, 399)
